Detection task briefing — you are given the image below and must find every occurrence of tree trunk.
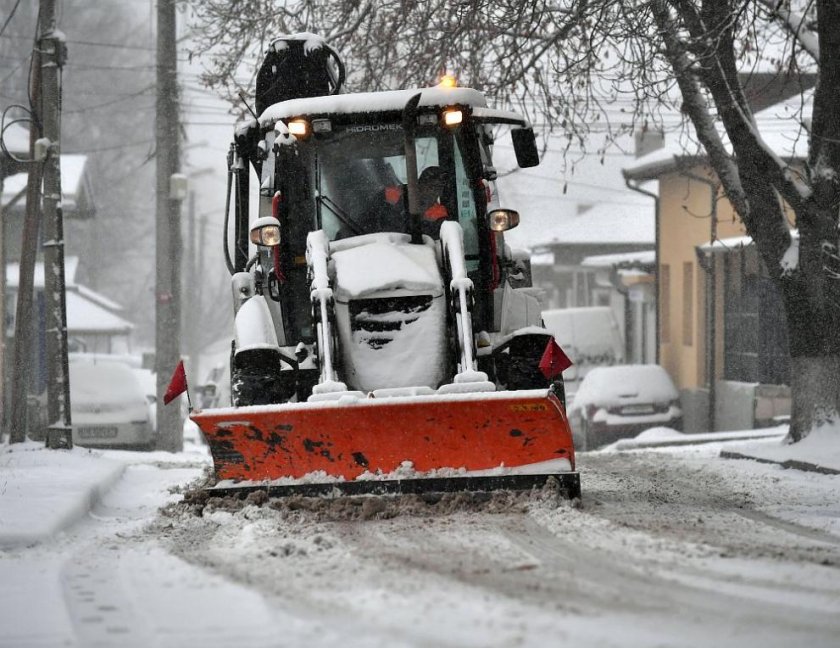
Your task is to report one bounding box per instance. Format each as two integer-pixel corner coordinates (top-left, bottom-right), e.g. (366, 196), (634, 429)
(788, 355), (840, 442)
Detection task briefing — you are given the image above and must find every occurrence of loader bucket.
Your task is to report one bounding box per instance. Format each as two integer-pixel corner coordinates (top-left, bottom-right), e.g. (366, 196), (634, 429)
(192, 389), (578, 497)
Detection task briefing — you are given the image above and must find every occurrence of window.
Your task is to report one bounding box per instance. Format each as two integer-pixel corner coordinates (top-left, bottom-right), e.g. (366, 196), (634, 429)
(660, 265), (670, 343)
(453, 140), (479, 270)
(682, 262), (694, 346)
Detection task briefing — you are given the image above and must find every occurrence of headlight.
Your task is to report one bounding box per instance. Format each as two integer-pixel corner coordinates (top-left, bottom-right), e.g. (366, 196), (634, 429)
(442, 109), (463, 126)
(249, 216), (282, 247)
(287, 118), (310, 138)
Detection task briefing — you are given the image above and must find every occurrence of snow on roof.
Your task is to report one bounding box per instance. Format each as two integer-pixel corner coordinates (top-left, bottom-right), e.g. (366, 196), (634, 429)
(1, 121), (30, 154)
(624, 91), (814, 181)
(530, 251), (555, 266)
(259, 86), (487, 127)
(581, 249), (655, 268)
(76, 284), (124, 312)
(471, 106), (529, 126)
(66, 290), (133, 333)
(529, 200), (654, 248)
(699, 229), (799, 253)
(7, 257), (79, 287)
(1, 172), (28, 207)
(7, 257), (131, 331)
(58, 154), (88, 212)
(1, 155), (89, 211)
(495, 139), (655, 251)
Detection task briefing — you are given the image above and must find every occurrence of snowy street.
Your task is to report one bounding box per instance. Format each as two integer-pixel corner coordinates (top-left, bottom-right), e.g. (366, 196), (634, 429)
(2, 442), (838, 647)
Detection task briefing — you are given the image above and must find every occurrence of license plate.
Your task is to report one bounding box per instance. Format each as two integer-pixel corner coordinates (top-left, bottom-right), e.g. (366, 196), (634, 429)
(621, 405), (655, 415)
(78, 426), (118, 439)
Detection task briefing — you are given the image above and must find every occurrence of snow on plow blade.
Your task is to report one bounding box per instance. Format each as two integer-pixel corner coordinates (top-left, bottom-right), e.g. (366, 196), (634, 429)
(192, 390), (579, 498)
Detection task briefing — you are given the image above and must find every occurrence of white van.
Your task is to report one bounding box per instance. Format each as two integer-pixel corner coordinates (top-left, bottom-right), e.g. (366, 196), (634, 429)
(541, 306), (625, 398)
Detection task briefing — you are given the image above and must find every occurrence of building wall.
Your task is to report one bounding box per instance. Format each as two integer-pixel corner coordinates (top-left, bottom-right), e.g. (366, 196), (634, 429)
(657, 166), (746, 390)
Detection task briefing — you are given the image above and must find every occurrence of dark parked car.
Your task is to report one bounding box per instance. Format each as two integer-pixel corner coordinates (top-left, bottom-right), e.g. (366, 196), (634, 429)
(568, 364), (682, 450)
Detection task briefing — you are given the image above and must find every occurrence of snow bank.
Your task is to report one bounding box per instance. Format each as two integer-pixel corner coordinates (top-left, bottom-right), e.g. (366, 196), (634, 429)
(634, 427), (685, 441)
(730, 419), (840, 473)
(0, 443), (125, 548)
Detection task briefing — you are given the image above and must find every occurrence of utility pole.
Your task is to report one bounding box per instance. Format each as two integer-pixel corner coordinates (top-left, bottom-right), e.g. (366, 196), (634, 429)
(185, 190), (198, 390)
(0, 175), (5, 437)
(9, 42), (43, 444)
(155, 0), (184, 452)
(40, 0), (72, 449)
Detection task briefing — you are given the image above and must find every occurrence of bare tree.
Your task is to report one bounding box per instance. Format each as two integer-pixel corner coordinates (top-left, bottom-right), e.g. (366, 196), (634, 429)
(188, 0), (838, 441)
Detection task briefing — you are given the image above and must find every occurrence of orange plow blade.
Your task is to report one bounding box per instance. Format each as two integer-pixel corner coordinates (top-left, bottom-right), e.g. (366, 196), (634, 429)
(192, 390), (578, 497)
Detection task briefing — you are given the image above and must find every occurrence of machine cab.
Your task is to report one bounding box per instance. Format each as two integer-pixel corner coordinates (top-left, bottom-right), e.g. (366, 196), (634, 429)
(243, 86), (540, 345)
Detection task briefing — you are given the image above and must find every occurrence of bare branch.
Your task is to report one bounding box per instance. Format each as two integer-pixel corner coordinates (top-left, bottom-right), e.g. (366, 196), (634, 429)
(756, 0), (820, 61)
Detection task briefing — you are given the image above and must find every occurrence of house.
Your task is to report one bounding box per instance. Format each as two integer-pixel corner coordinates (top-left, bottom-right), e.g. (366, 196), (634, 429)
(580, 249), (656, 365)
(527, 200), (655, 311)
(621, 95), (807, 431)
(1, 153), (96, 260)
(6, 257), (134, 393)
(1, 121), (107, 422)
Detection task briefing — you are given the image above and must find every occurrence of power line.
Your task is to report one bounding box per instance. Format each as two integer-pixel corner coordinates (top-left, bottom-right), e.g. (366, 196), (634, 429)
(65, 138), (155, 154)
(64, 84), (155, 113)
(1, 32), (157, 51)
(0, 0), (22, 39)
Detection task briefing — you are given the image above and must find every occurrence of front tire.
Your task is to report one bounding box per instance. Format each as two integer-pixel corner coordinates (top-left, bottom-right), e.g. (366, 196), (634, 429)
(231, 348), (292, 407)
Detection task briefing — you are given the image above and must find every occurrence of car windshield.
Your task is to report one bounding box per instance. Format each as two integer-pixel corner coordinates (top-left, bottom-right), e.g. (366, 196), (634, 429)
(300, 125), (480, 260)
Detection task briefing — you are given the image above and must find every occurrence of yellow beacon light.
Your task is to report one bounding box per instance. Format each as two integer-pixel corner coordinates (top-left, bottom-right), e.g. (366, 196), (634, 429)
(439, 74), (457, 88)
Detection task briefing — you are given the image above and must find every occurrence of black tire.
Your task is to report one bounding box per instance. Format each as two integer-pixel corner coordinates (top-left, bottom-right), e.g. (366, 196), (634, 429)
(231, 348), (294, 407)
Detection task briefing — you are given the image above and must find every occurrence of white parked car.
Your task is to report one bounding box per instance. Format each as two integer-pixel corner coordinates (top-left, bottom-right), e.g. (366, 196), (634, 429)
(568, 364), (682, 450)
(70, 360), (156, 451)
(541, 306), (624, 398)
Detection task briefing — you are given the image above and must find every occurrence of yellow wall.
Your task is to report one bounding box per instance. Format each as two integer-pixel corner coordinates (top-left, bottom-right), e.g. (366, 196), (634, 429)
(657, 166), (747, 390)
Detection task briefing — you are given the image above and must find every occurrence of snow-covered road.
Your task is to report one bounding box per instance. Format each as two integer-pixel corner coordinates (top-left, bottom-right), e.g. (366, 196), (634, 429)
(2, 446), (839, 647)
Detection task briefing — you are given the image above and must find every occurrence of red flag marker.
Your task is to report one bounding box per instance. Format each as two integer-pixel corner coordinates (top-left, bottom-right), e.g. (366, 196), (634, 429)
(164, 360), (189, 406)
(539, 337), (573, 380)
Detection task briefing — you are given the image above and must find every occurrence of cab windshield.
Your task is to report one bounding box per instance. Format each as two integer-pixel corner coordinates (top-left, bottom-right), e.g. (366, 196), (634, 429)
(301, 125), (480, 260)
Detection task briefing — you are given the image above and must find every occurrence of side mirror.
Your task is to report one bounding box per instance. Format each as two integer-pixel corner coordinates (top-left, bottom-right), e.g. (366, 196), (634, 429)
(249, 216), (281, 247)
(488, 208), (520, 232)
(511, 127), (539, 168)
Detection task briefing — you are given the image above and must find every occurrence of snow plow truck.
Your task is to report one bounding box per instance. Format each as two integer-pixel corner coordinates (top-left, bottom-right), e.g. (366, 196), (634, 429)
(191, 34), (580, 499)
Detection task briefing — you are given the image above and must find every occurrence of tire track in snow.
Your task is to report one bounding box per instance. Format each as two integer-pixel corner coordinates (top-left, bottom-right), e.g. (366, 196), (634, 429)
(159, 449), (840, 647)
(576, 451), (840, 565)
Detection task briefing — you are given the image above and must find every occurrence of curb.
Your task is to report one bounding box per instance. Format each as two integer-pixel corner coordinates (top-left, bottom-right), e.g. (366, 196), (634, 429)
(609, 430), (785, 451)
(720, 450), (840, 476)
(0, 460), (127, 549)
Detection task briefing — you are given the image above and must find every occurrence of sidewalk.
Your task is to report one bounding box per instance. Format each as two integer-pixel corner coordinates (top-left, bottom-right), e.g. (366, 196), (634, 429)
(0, 442), (126, 548)
(0, 435), (213, 549)
(720, 420), (840, 475)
